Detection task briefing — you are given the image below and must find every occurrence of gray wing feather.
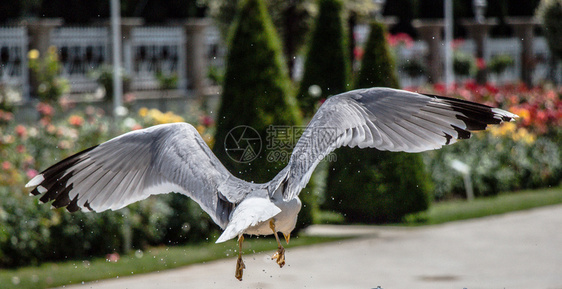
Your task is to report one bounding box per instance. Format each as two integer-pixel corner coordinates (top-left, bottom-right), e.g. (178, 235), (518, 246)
(280, 87), (518, 200)
(26, 122), (250, 229)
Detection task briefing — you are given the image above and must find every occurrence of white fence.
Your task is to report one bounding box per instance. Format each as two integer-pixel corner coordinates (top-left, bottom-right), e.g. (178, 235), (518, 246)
(1, 23), (560, 98)
(131, 27), (187, 91)
(50, 27), (109, 92)
(0, 27), (28, 96)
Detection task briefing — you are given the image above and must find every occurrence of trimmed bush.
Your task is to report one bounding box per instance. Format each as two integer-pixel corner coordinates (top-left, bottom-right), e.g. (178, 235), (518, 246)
(212, 0), (301, 183)
(324, 21), (432, 224)
(355, 22), (400, 89)
(296, 0), (350, 117)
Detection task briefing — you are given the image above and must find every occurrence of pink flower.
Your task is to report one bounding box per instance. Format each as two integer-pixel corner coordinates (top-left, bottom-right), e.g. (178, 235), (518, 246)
(15, 125), (27, 138)
(2, 161), (11, 170)
(106, 253), (120, 263)
(26, 169), (38, 179)
(452, 39), (465, 50)
(37, 103), (54, 117)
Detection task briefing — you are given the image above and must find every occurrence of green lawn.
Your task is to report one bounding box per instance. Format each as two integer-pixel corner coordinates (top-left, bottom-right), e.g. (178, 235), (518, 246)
(404, 186), (562, 225)
(0, 235), (342, 289)
(2, 186), (561, 289)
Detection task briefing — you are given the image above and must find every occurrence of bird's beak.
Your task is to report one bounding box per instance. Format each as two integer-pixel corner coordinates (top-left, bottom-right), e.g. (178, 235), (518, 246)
(283, 233), (290, 244)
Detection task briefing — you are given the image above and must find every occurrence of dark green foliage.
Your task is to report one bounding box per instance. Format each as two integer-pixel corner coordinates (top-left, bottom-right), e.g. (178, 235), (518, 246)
(213, 0), (301, 183)
(325, 21), (432, 224)
(296, 0), (350, 116)
(324, 149), (432, 223)
(355, 22), (400, 89)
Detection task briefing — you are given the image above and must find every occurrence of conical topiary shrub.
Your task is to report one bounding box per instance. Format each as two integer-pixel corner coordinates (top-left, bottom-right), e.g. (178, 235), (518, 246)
(296, 0), (350, 117)
(212, 0), (301, 184)
(324, 22), (432, 223)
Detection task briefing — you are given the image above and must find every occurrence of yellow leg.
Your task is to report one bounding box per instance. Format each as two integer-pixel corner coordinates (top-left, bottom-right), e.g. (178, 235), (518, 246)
(269, 219), (286, 268)
(235, 235), (245, 281)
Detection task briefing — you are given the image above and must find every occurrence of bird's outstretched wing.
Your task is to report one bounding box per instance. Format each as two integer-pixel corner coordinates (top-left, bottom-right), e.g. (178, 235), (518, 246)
(280, 87), (518, 200)
(26, 122), (249, 228)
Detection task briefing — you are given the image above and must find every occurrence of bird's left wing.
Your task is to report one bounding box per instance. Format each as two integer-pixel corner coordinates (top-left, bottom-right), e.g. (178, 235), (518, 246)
(26, 122), (248, 228)
(279, 87), (518, 200)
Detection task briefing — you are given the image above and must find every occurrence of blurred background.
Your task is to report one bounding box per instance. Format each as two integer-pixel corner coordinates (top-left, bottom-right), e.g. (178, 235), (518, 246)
(0, 0), (561, 286)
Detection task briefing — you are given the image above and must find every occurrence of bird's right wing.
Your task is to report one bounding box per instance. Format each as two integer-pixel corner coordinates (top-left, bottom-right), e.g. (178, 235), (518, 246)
(280, 87), (518, 200)
(26, 122), (251, 229)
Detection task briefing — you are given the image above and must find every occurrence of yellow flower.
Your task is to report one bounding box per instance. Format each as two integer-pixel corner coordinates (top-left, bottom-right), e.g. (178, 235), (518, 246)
(498, 122), (516, 136)
(138, 107), (148, 117)
(512, 127), (535, 144)
(28, 49), (40, 60)
(144, 108), (184, 124)
(196, 125), (205, 135)
(510, 107), (530, 124)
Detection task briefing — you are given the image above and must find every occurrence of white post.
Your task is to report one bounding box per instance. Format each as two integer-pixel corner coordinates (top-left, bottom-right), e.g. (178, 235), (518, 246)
(110, 0), (123, 117)
(450, 159), (474, 201)
(444, 0), (454, 92)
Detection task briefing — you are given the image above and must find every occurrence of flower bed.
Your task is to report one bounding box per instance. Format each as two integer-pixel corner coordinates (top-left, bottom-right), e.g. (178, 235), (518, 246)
(0, 103), (216, 267)
(410, 81), (562, 199)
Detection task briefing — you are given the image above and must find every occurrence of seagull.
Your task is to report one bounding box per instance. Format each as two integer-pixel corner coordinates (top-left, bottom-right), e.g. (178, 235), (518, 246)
(26, 87), (517, 280)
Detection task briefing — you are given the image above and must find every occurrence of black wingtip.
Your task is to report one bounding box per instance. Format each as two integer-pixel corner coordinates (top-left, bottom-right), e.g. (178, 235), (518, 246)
(28, 145), (98, 212)
(424, 93), (516, 132)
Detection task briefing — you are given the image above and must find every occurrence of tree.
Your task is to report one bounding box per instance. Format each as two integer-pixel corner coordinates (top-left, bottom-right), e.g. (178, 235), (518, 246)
(212, 0), (301, 184)
(296, 0), (350, 117)
(324, 22), (432, 224)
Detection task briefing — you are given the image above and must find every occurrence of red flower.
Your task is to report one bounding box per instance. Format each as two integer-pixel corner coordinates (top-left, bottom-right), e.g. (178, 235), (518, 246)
(433, 83), (446, 94)
(37, 103), (54, 117)
(353, 47), (364, 60)
(476, 58), (486, 70)
(68, 115), (84, 127)
(200, 115), (215, 127)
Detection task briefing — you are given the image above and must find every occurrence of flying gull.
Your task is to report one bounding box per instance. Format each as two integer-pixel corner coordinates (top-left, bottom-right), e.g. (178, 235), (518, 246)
(26, 87), (518, 280)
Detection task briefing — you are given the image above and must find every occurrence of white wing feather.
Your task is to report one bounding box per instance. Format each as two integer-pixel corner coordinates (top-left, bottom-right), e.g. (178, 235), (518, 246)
(26, 123), (250, 229)
(279, 87), (518, 200)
